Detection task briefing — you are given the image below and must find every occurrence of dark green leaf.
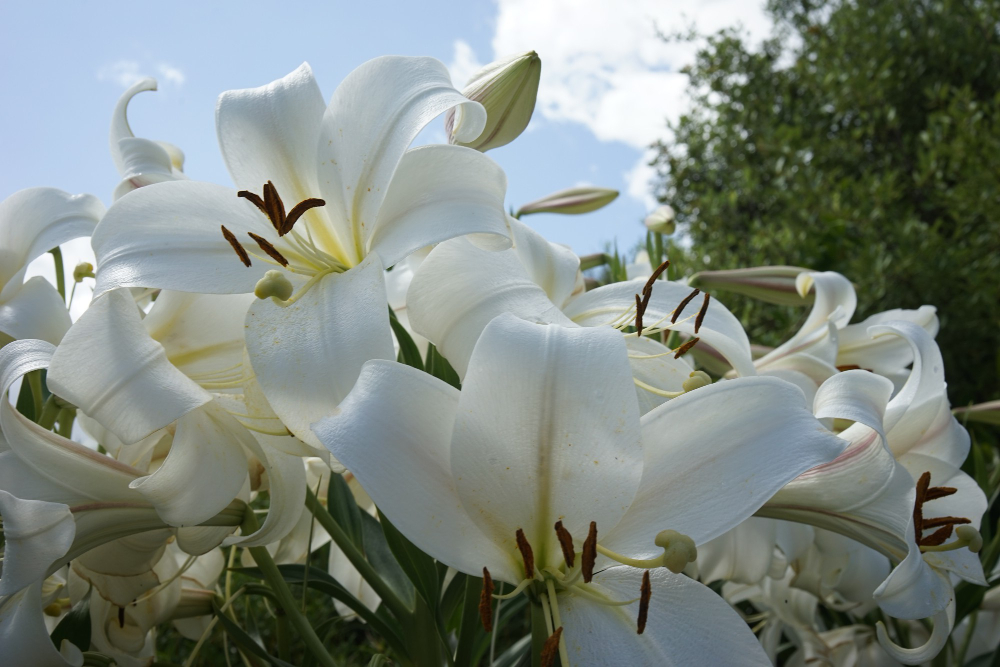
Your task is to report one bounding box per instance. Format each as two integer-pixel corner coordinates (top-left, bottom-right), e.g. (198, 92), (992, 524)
(389, 308), (423, 371)
(360, 511), (416, 613)
(378, 509), (440, 610)
(211, 598), (295, 667)
(326, 472), (364, 550)
(424, 344), (461, 389)
(50, 594), (90, 653)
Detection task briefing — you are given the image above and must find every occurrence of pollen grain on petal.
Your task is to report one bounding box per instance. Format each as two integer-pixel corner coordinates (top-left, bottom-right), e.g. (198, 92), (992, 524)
(554, 520), (576, 568)
(221, 225), (251, 267)
(582, 521), (597, 583)
(516, 528), (535, 578)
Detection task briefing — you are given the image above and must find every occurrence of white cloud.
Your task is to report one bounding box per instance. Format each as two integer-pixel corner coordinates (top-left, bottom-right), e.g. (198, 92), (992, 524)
(97, 59), (185, 88)
(448, 39), (484, 89)
(487, 0), (773, 205)
(625, 151), (659, 210)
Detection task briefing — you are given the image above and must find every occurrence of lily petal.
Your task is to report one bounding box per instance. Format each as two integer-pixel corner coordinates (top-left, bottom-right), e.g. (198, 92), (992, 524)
(313, 360), (518, 582)
(368, 144), (509, 267)
(604, 376), (845, 557)
(507, 217), (581, 309)
(47, 290), (212, 445)
(0, 491), (75, 597)
(0, 276), (71, 344)
(407, 237), (576, 377)
(451, 315), (643, 563)
(559, 566), (771, 666)
(0, 581), (83, 667)
(245, 254), (394, 448)
(318, 56), (487, 264)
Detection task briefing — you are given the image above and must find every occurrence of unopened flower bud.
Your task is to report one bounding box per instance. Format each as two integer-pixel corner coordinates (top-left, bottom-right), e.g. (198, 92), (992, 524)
(516, 187), (619, 217)
(688, 266), (813, 307)
(654, 530), (698, 574)
(682, 370), (712, 393)
(254, 270), (293, 302)
(644, 205), (676, 235)
(73, 262), (95, 282)
(446, 51), (541, 152)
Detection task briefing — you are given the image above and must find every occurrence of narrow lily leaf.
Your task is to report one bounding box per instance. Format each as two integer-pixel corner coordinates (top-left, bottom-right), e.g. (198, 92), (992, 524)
(211, 599), (297, 667)
(424, 343), (461, 389)
(49, 595), (91, 654)
(326, 473), (364, 550)
(378, 509), (439, 610)
(389, 308), (423, 371)
(361, 512), (416, 613)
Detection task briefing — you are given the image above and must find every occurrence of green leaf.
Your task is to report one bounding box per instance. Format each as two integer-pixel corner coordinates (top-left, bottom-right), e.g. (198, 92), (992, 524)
(389, 308), (424, 371)
(425, 344), (461, 389)
(454, 574), (485, 667)
(367, 657), (392, 667)
(211, 598), (296, 667)
(360, 512), (416, 613)
(379, 509), (440, 610)
(326, 472), (364, 549)
(50, 594), (91, 654)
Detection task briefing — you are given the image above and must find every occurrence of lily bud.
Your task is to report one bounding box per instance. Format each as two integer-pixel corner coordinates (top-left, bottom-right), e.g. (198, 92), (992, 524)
(254, 270), (294, 302)
(644, 205), (676, 235)
(515, 186), (619, 217)
(446, 51), (541, 152)
(688, 266), (814, 307)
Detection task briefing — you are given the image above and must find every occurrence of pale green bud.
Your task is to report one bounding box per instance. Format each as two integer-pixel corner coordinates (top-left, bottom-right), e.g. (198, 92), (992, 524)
(654, 530), (698, 574)
(72, 262), (95, 282)
(644, 205), (676, 235)
(254, 270), (293, 301)
(515, 186), (619, 217)
(688, 266), (814, 307)
(446, 51), (541, 152)
(951, 400), (1000, 426)
(682, 370), (712, 393)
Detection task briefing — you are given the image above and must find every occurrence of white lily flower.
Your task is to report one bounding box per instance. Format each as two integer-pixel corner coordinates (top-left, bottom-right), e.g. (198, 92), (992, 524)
(109, 77), (187, 201)
(0, 581), (84, 667)
(92, 58), (510, 448)
(0, 188), (104, 345)
(46, 290), (304, 547)
(314, 314), (846, 664)
(407, 218), (757, 413)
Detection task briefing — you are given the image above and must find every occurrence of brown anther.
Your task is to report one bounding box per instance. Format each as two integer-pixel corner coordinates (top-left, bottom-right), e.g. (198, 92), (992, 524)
(694, 292), (711, 334)
(581, 521), (597, 583)
(540, 627), (563, 667)
(921, 525), (955, 547)
(118, 606), (126, 629)
(673, 337), (700, 359)
(923, 516), (972, 529)
(221, 225), (251, 267)
(247, 232), (290, 267)
(671, 288), (700, 323)
(637, 570), (651, 635)
(924, 487), (958, 501)
(836, 364), (862, 372)
(641, 259), (671, 296)
(515, 528), (535, 578)
(635, 293), (644, 337)
(913, 471), (931, 538)
(238, 182), (326, 237)
(479, 567), (495, 631)
(554, 521), (576, 568)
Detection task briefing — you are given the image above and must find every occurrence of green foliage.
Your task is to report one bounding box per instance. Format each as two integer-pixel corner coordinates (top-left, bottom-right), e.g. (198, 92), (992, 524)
(654, 0), (1000, 404)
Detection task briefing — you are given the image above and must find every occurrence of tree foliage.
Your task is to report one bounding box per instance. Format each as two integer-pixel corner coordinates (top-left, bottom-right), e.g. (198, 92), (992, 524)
(654, 0), (1000, 404)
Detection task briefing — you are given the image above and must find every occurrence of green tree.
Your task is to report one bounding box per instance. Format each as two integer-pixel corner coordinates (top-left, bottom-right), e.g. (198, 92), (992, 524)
(654, 0), (1000, 405)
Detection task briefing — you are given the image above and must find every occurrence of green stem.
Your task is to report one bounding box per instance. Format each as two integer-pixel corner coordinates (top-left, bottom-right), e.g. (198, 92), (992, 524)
(276, 608), (292, 661)
(50, 247), (66, 301)
(57, 407), (75, 438)
(304, 487), (412, 622)
(530, 600), (548, 667)
(27, 371), (44, 420)
(241, 507), (336, 667)
(954, 611), (976, 667)
(37, 396), (60, 429)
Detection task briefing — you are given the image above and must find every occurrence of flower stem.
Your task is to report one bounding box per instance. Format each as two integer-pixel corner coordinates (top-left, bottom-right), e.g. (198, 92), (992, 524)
(50, 247), (66, 301)
(240, 506), (336, 667)
(304, 486), (412, 621)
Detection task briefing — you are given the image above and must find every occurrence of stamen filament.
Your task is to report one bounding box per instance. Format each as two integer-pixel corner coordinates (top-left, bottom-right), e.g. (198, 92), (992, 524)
(492, 578), (533, 600)
(567, 583), (638, 606)
(633, 378), (685, 399)
(546, 578), (571, 667)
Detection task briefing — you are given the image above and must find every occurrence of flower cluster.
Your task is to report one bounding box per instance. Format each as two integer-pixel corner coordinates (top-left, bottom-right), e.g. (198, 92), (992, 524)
(0, 52), (995, 667)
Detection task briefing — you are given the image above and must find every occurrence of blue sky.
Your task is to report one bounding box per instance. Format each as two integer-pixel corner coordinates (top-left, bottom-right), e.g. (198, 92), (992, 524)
(1, 0), (772, 272)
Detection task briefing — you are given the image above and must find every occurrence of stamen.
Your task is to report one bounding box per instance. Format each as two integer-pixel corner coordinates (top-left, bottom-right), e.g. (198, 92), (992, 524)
(913, 471), (930, 537)
(282, 198), (326, 236)
(479, 567), (494, 631)
(673, 337), (700, 359)
(582, 521), (597, 583)
(924, 487), (958, 501)
(515, 528), (535, 578)
(637, 570), (651, 634)
(671, 288), (700, 323)
(221, 225), (251, 267)
(923, 516), (972, 529)
(836, 364), (862, 372)
(540, 627), (563, 667)
(642, 259), (670, 295)
(635, 294), (644, 337)
(263, 181), (286, 233)
(920, 525), (954, 547)
(247, 232), (289, 267)
(554, 521), (576, 567)
(921, 525), (983, 553)
(237, 190), (268, 216)
(694, 292), (710, 334)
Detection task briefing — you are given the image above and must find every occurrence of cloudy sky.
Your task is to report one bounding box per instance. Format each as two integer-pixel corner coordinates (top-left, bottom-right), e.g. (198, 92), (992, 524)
(1, 0), (773, 307)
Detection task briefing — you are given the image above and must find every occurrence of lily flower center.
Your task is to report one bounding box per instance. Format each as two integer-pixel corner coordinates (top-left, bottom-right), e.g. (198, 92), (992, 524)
(221, 181), (349, 306)
(480, 520), (698, 667)
(913, 471), (981, 554)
